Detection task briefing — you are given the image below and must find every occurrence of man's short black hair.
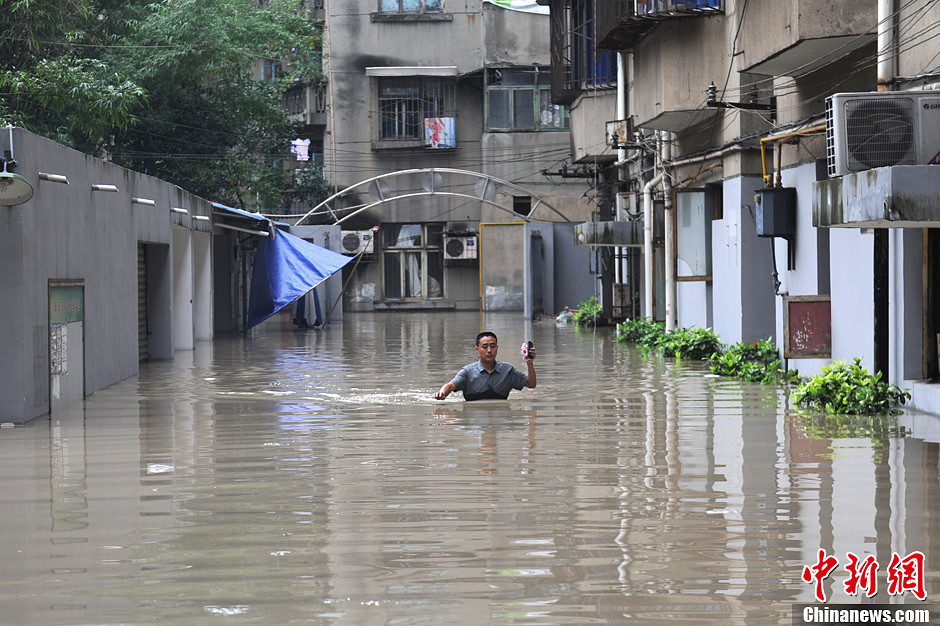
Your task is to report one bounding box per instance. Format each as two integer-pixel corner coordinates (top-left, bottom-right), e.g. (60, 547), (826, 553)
(476, 331), (498, 346)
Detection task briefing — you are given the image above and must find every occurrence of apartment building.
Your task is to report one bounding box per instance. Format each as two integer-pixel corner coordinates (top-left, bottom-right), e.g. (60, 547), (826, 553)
(285, 0), (596, 316)
(544, 0), (940, 410)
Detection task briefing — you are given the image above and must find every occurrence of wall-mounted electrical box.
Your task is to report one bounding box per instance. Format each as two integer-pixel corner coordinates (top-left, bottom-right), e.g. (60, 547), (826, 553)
(755, 187), (796, 238)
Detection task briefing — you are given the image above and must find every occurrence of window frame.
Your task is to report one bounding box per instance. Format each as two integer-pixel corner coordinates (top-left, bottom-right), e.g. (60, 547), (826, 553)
(378, 0), (443, 13)
(381, 224), (445, 301)
(485, 67), (568, 132)
(373, 77), (456, 149)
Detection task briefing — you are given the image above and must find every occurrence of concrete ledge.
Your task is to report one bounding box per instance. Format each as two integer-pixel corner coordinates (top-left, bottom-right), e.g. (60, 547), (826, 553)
(374, 300), (457, 311)
(814, 165), (940, 228)
(370, 12), (453, 22)
(899, 382), (940, 443)
(905, 380), (940, 418)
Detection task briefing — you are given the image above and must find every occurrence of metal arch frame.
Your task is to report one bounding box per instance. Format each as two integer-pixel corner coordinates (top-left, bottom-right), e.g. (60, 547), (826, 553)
(293, 168), (571, 226)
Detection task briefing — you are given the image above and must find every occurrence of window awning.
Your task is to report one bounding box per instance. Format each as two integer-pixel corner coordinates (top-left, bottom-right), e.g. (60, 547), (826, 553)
(365, 66), (459, 77)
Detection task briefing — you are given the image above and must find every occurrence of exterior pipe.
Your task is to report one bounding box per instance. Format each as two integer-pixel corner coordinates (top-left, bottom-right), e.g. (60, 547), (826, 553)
(643, 171), (664, 319)
(615, 52), (627, 289)
(641, 142), (749, 323)
(874, 0), (895, 377)
(663, 132), (675, 331)
(775, 141), (783, 187)
(877, 0), (895, 90)
(758, 124), (827, 188)
(616, 53), (627, 165)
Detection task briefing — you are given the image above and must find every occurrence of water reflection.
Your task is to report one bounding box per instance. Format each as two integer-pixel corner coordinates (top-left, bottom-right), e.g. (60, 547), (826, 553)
(0, 311), (936, 625)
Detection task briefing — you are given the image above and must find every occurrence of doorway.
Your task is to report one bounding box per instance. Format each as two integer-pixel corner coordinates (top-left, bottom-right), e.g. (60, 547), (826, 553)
(924, 229), (940, 379)
(49, 281), (85, 413)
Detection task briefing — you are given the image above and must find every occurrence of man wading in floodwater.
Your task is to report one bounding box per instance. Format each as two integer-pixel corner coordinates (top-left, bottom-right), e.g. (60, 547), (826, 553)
(433, 331), (536, 401)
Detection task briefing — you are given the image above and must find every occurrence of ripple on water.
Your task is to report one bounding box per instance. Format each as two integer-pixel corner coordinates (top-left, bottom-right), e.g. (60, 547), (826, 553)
(1, 313), (934, 625)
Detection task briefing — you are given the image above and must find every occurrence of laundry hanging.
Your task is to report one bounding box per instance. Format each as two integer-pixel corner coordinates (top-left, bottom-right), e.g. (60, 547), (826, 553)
(484, 0), (548, 14)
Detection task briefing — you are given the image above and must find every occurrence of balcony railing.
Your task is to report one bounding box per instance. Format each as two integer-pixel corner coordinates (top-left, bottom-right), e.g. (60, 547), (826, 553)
(636, 0), (722, 15)
(596, 0), (723, 50)
(282, 82), (329, 120)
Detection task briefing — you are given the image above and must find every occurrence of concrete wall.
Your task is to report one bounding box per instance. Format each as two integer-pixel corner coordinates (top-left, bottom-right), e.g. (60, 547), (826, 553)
(193, 231), (213, 341)
(321, 0), (593, 313)
(898, 1), (940, 81)
(0, 129), (211, 424)
(554, 0), (940, 413)
(325, 0), (486, 196)
(631, 14), (739, 138)
(566, 90), (617, 164)
(324, 1), (587, 216)
(551, 222), (595, 312)
(740, 0), (877, 70)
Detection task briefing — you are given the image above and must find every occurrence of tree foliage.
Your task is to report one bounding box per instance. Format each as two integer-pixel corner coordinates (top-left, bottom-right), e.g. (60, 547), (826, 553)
(0, 0), (325, 209)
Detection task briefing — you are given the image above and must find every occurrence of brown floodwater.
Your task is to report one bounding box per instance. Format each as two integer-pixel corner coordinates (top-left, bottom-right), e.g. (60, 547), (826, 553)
(1, 311), (937, 625)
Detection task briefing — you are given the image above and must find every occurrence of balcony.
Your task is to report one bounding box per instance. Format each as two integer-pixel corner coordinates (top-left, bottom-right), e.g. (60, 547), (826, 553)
(282, 82), (328, 127)
(596, 0), (723, 50)
(740, 0), (876, 78)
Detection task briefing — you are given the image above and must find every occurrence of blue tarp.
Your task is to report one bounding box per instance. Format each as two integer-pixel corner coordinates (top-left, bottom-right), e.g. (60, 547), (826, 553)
(211, 202), (290, 228)
(247, 229), (352, 329)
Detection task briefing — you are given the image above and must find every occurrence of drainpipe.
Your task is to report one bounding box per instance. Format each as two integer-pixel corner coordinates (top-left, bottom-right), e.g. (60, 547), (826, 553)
(877, 0), (896, 91)
(616, 53), (627, 166)
(874, 0), (895, 378)
(641, 142), (748, 324)
(643, 132), (665, 319)
(643, 171), (663, 320)
(663, 132), (675, 331)
(614, 53), (627, 290)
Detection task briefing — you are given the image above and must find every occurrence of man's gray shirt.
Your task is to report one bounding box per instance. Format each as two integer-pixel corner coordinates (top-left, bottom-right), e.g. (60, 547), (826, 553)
(451, 360), (527, 401)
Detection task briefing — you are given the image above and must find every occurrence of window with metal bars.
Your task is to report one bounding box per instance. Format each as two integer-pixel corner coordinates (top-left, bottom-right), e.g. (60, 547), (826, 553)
(376, 78), (456, 145)
(548, 0), (618, 105)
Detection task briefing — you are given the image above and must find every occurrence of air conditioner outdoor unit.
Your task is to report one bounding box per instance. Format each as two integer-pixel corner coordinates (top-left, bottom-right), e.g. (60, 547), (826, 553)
(826, 91), (940, 177)
(340, 230), (375, 256)
(443, 235), (477, 260)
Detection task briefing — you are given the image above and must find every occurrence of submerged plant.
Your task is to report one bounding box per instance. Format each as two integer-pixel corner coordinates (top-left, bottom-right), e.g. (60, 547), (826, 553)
(709, 338), (798, 385)
(791, 358), (910, 415)
(616, 317), (665, 351)
(656, 327), (723, 360)
(573, 297), (603, 327)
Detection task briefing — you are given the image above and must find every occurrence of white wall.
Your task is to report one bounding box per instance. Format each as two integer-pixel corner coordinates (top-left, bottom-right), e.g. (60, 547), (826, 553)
(172, 224), (194, 351)
(712, 175), (774, 346)
(829, 230), (875, 368)
(193, 231), (213, 341)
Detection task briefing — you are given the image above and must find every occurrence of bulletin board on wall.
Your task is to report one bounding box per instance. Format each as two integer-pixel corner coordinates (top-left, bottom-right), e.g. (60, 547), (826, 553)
(784, 295), (832, 359)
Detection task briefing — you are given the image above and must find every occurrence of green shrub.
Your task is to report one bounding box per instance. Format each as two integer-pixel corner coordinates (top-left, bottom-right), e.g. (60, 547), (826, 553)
(791, 358), (910, 415)
(709, 338), (798, 385)
(656, 327), (723, 360)
(616, 317), (665, 349)
(573, 297), (603, 327)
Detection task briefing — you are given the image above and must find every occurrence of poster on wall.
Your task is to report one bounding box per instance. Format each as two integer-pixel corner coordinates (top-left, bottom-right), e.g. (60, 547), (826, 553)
(425, 117), (456, 149)
(50, 323), (67, 375)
